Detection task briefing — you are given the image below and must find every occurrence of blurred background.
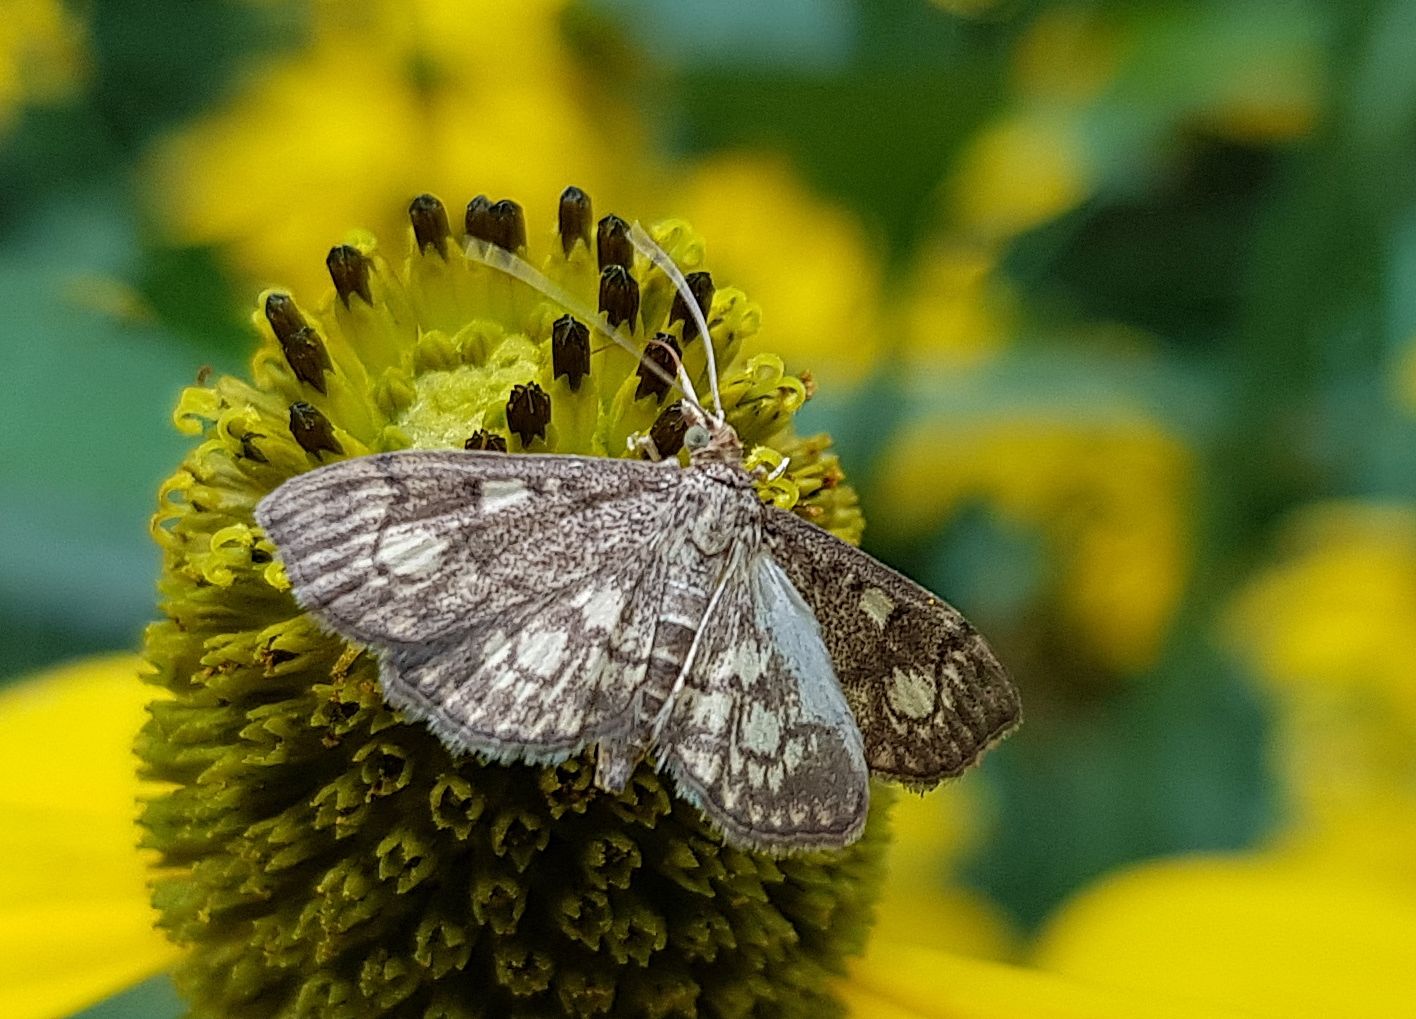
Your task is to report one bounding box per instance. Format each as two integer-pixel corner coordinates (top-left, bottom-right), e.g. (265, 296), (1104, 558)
(3, 0), (1415, 1014)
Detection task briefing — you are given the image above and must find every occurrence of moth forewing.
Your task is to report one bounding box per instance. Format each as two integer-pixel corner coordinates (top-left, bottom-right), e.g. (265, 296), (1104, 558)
(763, 506), (1021, 785)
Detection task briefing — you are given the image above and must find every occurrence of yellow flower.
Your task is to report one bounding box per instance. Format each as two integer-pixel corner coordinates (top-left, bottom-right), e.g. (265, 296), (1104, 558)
(668, 152), (886, 387)
(138, 190), (885, 1015)
(1227, 503), (1416, 874)
(891, 238), (1017, 374)
(146, 0), (646, 299)
(0, 0), (86, 134)
(0, 656), (176, 1019)
(872, 415), (1193, 675)
(947, 111), (1092, 243)
(1032, 852), (1416, 1019)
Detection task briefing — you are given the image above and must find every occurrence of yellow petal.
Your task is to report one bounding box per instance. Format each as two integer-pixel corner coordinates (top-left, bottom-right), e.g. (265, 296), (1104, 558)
(0, 656), (179, 1019)
(850, 939), (1248, 1019)
(1033, 854), (1416, 1019)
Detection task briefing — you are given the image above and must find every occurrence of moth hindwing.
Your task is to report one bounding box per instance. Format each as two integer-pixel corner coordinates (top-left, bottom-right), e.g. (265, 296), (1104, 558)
(257, 448), (1019, 853)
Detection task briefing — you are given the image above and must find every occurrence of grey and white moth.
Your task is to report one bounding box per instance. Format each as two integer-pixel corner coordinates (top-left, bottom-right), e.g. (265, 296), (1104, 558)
(256, 225), (1020, 854)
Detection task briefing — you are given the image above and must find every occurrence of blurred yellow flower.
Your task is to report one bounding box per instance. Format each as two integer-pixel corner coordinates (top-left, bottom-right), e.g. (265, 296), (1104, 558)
(670, 152), (886, 386)
(873, 788), (1018, 961)
(1033, 852), (1416, 1019)
(1012, 7), (1123, 103)
(947, 111), (1092, 243)
(893, 239), (1016, 373)
(874, 416), (1192, 675)
(0, 657), (177, 1019)
(0, 0), (86, 133)
(1228, 503), (1416, 874)
(147, 0), (647, 298)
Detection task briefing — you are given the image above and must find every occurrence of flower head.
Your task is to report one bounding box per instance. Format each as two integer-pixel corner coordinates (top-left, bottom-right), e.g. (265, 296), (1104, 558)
(138, 188), (883, 1016)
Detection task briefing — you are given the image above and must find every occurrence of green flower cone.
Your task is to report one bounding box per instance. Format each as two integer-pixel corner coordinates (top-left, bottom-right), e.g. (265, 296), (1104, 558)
(138, 188), (888, 1018)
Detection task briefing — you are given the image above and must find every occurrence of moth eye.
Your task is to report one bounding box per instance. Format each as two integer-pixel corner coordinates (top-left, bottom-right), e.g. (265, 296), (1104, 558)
(684, 425), (710, 450)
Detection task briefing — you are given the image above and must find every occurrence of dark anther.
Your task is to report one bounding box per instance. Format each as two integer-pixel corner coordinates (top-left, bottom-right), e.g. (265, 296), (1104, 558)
(597, 214), (633, 272)
(265, 294), (332, 393)
(646, 401), (687, 459)
(238, 431), (269, 463)
(599, 264), (640, 332)
(281, 326), (334, 394)
(326, 245), (373, 306)
(264, 292), (306, 343)
(558, 186), (592, 255)
(484, 199), (526, 252)
(551, 315), (591, 392)
(636, 333), (681, 403)
(506, 382), (551, 448)
(464, 194), (492, 243)
(289, 402), (343, 459)
(464, 430), (508, 453)
(409, 194), (451, 257)
(669, 271), (715, 342)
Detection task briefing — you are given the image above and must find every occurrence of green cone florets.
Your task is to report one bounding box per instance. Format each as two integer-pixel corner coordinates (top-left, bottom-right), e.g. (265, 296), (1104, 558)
(138, 189), (888, 1017)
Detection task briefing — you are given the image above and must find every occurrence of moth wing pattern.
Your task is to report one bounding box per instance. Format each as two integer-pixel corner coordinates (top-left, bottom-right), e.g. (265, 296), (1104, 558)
(658, 546), (870, 851)
(256, 449), (681, 646)
(763, 506), (1020, 787)
(257, 450), (690, 760)
(374, 545), (677, 765)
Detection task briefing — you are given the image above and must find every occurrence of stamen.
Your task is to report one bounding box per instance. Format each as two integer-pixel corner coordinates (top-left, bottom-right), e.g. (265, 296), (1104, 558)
(597, 214), (632, 272)
(558, 186), (592, 256)
(238, 431), (269, 463)
(266, 295), (332, 393)
(627, 222), (723, 421)
(464, 236), (701, 415)
(506, 383), (551, 448)
(263, 292), (306, 341)
(464, 430), (508, 453)
(669, 271), (715, 343)
(288, 401), (343, 458)
(599, 264), (640, 333)
(326, 245), (373, 306)
(486, 199), (527, 252)
(409, 194), (451, 258)
(636, 333), (681, 403)
(282, 327), (333, 394)
(464, 194), (493, 242)
(647, 401), (687, 459)
(551, 315), (591, 392)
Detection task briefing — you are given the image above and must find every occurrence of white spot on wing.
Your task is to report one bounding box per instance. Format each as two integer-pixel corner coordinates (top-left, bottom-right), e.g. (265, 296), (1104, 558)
(887, 668), (936, 720)
(480, 478), (531, 513)
(859, 586), (895, 629)
(516, 628), (568, 679)
(741, 702), (782, 754)
(375, 526), (450, 577)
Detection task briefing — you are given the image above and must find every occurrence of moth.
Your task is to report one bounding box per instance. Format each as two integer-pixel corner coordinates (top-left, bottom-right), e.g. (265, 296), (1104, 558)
(256, 223), (1020, 853)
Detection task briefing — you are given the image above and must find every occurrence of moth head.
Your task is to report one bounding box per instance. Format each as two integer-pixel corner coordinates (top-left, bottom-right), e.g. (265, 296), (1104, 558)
(681, 399), (743, 465)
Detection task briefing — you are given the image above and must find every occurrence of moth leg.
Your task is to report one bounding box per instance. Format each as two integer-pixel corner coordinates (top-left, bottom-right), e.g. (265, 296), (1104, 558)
(593, 741), (640, 793)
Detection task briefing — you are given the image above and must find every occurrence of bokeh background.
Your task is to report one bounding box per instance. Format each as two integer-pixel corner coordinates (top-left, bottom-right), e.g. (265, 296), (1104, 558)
(3, 0), (1415, 1015)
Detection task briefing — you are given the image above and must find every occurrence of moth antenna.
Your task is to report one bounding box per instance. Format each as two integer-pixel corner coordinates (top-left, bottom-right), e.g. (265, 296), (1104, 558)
(464, 236), (702, 416)
(627, 222), (725, 424)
